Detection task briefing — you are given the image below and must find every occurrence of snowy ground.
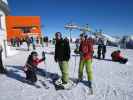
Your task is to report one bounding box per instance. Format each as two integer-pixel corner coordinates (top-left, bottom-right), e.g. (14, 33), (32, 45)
(0, 44), (133, 100)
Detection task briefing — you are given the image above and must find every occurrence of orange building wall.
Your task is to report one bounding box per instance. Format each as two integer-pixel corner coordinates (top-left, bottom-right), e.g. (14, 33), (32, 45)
(6, 16), (42, 40)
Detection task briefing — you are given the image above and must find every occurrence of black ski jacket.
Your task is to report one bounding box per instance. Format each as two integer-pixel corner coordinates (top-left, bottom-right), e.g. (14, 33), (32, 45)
(55, 38), (70, 62)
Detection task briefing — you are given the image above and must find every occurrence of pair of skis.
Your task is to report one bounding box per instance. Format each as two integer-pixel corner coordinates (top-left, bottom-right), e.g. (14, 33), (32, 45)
(23, 79), (50, 89)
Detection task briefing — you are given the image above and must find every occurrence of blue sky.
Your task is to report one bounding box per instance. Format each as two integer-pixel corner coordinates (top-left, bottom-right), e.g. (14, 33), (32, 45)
(8, 0), (133, 38)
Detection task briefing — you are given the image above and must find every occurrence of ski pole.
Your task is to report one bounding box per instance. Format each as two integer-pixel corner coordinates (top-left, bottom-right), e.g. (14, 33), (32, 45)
(73, 54), (77, 79)
(42, 51), (48, 78)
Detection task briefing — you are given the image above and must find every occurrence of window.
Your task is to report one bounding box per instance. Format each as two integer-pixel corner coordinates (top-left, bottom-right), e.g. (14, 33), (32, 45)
(22, 28), (31, 33)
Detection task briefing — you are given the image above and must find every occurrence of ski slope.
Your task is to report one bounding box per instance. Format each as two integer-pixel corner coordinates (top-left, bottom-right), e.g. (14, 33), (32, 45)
(0, 45), (133, 100)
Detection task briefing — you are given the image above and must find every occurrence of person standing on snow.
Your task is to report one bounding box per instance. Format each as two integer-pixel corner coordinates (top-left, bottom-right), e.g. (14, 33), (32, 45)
(97, 43), (102, 59)
(0, 44), (6, 74)
(54, 32), (71, 86)
(78, 33), (94, 94)
(40, 36), (44, 47)
(26, 37), (31, 51)
(74, 39), (80, 54)
(31, 36), (36, 50)
(101, 42), (106, 59)
(97, 39), (107, 59)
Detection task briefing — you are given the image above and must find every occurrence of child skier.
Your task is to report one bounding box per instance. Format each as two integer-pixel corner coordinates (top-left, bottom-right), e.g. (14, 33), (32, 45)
(78, 33), (94, 94)
(23, 51), (45, 83)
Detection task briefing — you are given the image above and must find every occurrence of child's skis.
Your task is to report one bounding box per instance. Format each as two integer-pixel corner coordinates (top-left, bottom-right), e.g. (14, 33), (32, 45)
(39, 80), (50, 89)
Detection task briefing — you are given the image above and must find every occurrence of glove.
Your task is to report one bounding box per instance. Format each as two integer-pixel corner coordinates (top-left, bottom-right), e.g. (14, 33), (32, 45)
(23, 66), (28, 72)
(74, 49), (80, 54)
(66, 55), (70, 61)
(42, 57), (46, 61)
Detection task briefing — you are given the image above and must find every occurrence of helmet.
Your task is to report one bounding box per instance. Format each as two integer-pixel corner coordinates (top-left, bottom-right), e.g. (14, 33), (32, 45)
(31, 51), (38, 56)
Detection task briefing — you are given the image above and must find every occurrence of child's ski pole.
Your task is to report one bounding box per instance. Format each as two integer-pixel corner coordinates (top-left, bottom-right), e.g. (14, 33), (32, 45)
(42, 51), (48, 78)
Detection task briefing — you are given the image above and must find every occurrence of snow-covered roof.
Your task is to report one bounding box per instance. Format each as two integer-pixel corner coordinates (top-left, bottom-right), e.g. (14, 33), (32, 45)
(1, 0), (8, 4)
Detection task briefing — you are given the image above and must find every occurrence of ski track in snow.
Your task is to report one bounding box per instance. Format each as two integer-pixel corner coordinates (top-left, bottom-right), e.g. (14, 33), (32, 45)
(0, 45), (133, 100)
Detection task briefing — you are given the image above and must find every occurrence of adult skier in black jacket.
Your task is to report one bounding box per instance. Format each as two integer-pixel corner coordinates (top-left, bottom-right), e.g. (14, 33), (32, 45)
(54, 32), (70, 85)
(97, 39), (107, 59)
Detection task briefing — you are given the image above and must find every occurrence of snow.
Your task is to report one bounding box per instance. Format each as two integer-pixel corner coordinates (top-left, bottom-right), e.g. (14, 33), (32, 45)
(0, 44), (133, 100)
(130, 35), (133, 40)
(102, 33), (117, 43)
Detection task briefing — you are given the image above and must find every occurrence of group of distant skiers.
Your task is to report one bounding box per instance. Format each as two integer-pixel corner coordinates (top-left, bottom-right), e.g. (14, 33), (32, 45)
(9, 36), (49, 51)
(0, 32), (128, 94)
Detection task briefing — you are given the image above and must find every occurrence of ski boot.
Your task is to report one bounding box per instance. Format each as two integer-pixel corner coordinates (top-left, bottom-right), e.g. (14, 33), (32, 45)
(87, 81), (94, 95)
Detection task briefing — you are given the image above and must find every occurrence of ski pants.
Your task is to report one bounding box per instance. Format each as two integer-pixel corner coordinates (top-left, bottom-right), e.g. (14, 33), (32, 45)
(102, 52), (106, 59)
(25, 69), (37, 83)
(78, 59), (93, 81)
(58, 61), (69, 84)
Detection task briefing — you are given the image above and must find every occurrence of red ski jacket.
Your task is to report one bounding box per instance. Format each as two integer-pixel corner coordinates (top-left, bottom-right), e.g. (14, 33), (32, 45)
(79, 38), (94, 60)
(112, 52), (123, 61)
(24, 58), (44, 71)
(32, 58), (44, 66)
